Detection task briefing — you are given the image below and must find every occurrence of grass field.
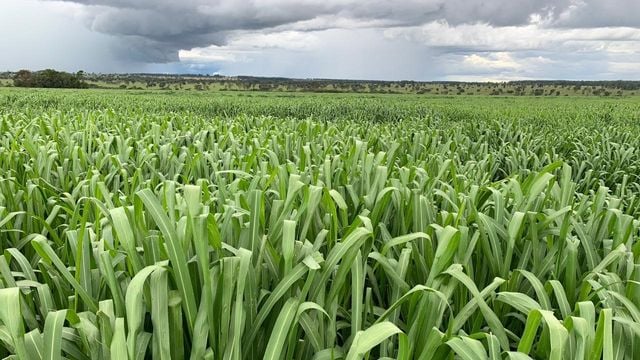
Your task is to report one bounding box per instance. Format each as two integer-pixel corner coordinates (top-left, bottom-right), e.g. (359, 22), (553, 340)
(1, 88), (640, 359)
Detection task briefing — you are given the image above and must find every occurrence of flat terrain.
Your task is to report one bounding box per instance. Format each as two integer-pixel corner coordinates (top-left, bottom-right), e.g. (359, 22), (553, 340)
(2, 72), (640, 96)
(0, 88), (639, 359)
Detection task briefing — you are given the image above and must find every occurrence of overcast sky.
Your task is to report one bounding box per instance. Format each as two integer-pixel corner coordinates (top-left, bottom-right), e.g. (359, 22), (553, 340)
(2, 0), (640, 81)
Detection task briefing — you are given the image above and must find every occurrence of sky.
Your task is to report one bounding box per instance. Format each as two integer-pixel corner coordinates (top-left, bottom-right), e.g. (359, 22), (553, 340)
(2, 0), (640, 81)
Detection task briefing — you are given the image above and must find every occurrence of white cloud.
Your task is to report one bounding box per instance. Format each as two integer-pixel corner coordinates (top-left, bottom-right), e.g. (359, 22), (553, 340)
(179, 30), (320, 64)
(463, 53), (523, 71)
(228, 31), (320, 50)
(179, 48), (251, 64)
(384, 21), (640, 52)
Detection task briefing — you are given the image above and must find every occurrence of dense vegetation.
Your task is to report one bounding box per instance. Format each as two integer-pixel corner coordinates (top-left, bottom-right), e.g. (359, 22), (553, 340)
(0, 89), (640, 359)
(12, 70), (88, 89)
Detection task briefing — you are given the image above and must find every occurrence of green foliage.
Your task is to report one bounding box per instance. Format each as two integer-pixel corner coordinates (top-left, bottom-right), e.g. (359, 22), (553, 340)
(0, 89), (639, 358)
(12, 69), (88, 89)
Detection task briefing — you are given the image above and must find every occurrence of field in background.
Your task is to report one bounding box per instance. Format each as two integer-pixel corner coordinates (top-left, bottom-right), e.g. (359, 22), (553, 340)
(2, 72), (640, 96)
(1, 88), (640, 359)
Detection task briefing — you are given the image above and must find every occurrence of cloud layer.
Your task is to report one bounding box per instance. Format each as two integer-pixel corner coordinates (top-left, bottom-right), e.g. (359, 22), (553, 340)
(3, 0), (640, 80)
(47, 0), (575, 62)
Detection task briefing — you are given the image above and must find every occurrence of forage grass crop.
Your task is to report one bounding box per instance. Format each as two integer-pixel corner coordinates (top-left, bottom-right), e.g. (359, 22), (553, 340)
(0, 89), (640, 359)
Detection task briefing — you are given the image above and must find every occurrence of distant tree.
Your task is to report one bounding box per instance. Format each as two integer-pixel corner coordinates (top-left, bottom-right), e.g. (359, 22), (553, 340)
(14, 69), (88, 88)
(13, 70), (34, 87)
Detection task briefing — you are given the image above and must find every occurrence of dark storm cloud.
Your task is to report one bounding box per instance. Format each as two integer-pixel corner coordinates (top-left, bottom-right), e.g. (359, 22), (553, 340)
(43, 0), (577, 63)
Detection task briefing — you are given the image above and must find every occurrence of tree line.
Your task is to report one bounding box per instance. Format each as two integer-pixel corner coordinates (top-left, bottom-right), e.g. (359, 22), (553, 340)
(13, 69), (88, 89)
